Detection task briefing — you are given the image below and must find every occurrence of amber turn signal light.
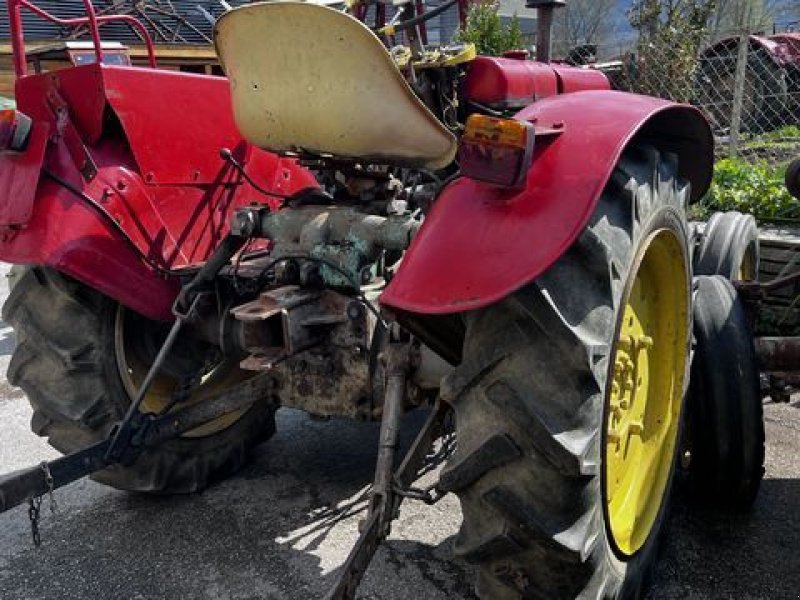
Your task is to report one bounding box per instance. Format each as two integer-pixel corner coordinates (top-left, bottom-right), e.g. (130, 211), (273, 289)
(458, 114), (535, 188)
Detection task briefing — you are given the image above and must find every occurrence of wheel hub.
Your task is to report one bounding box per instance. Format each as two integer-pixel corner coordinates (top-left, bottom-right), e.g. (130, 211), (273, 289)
(114, 307), (252, 438)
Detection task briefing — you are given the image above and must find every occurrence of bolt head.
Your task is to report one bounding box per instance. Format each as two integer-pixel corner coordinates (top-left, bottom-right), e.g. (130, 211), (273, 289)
(232, 210), (258, 237)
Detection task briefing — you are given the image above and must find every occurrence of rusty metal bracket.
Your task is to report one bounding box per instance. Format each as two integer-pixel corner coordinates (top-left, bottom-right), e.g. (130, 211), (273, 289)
(735, 271), (800, 299)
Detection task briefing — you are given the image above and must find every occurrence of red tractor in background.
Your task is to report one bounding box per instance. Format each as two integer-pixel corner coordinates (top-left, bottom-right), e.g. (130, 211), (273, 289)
(697, 31), (800, 134)
(0, 1), (774, 598)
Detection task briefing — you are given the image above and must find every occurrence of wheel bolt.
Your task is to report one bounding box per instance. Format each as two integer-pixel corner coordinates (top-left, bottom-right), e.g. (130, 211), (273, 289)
(638, 335), (654, 349)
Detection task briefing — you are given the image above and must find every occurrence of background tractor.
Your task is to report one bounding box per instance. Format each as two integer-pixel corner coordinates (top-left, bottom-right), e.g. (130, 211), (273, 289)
(696, 32), (800, 135)
(0, 0), (782, 598)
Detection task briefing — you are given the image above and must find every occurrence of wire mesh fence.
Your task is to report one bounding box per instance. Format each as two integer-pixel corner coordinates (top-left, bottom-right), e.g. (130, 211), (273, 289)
(551, 29), (800, 166)
(549, 27), (800, 332)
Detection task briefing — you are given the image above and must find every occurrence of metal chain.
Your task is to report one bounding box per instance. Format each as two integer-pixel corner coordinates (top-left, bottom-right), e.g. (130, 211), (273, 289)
(25, 462), (58, 547)
(391, 413), (457, 506)
(28, 496), (41, 547)
(391, 480), (447, 505)
(41, 461), (58, 515)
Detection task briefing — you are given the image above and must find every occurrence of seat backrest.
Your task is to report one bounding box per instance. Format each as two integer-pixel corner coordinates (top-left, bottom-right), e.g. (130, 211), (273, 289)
(214, 2), (457, 170)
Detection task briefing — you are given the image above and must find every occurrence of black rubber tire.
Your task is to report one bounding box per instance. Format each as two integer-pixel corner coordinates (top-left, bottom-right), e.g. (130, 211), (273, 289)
(685, 275), (764, 510)
(787, 158), (800, 200)
(440, 145), (691, 599)
(694, 211), (759, 281)
(2, 267), (277, 493)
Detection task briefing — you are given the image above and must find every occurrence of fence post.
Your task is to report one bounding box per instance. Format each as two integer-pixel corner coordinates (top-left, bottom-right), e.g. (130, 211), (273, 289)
(729, 6), (751, 157)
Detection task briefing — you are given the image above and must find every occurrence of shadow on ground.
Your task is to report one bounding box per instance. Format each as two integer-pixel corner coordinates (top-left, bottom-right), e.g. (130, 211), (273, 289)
(0, 408), (475, 600)
(650, 479), (800, 599)
(3, 401), (800, 599)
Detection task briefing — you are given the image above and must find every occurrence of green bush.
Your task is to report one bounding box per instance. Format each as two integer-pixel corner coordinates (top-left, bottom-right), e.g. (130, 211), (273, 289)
(693, 157), (800, 223)
(455, 1), (524, 57)
(747, 125), (800, 143)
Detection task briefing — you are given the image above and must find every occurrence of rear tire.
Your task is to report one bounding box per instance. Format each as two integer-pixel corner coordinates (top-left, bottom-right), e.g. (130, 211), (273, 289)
(441, 145), (692, 598)
(3, 267), (277, 493)
(786, 158), (800, 199)
(685, 275), (764, 509)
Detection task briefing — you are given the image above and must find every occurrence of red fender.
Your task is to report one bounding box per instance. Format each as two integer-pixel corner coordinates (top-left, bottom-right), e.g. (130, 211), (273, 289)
(381, 90), (713, 315)
(0, 65), (317, 321)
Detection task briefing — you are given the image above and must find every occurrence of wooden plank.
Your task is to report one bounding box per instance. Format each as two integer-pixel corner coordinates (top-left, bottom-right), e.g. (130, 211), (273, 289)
(757, 229), (800, 333)
(761, 246), (800, 259)
(0, 73), (15, 99)
(760, 227), (800, 245)
(127, 44), (218, 60)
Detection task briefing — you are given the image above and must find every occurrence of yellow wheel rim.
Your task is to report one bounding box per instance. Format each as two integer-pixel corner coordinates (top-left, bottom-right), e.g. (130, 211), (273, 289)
(736, 246), (756, 281)
(604, 228), (689, 557)
(114, 308), (253, 438)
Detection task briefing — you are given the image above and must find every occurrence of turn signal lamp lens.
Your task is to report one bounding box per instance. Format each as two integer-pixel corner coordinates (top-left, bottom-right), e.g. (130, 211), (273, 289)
(458, 114), (535, 188)
(0, 110), (32, 153)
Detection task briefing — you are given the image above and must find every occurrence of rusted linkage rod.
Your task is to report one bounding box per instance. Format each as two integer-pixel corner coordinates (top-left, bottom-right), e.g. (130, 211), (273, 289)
(0, 440), (110, 515)
(755, 337), (800, 373)
(736, 270), (800, 297)
(0, 372), (276, 516)
(325, 373), (450, 600)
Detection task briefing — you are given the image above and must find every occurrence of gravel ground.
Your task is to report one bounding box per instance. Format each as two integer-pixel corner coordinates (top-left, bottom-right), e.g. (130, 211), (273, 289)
(0, 261), (798, 600)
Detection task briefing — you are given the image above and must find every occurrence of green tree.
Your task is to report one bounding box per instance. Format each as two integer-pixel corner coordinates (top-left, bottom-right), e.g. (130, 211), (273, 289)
(552, 0), (617, 57)
(626, 0), (717, 102)
(456, 1), (525, 57)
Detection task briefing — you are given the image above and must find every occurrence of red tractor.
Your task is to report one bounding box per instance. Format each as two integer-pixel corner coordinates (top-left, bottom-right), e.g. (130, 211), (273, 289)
(0, 0), (773, 598)
(697, 31), (800, 134)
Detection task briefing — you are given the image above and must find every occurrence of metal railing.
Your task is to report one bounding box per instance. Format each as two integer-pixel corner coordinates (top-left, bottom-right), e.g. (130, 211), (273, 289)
(7, 0), (157, 77)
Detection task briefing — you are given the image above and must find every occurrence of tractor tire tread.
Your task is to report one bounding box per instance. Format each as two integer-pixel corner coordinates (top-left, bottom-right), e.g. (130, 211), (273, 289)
(4, 267), (276, 494)
(448, 144), (690, 598)
(687, 275), (765, 509)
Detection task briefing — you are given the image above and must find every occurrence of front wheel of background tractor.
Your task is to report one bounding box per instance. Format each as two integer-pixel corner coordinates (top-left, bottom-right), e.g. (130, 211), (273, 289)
(440, 145), (692, 598)
(3, 267), (277, 493)
(685, 276), (764, 510)
(693, 211), (759, 281)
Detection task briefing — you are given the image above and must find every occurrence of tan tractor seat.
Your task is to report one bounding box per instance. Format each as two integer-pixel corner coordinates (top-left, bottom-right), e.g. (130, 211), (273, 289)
(214, 1), (457, 170)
